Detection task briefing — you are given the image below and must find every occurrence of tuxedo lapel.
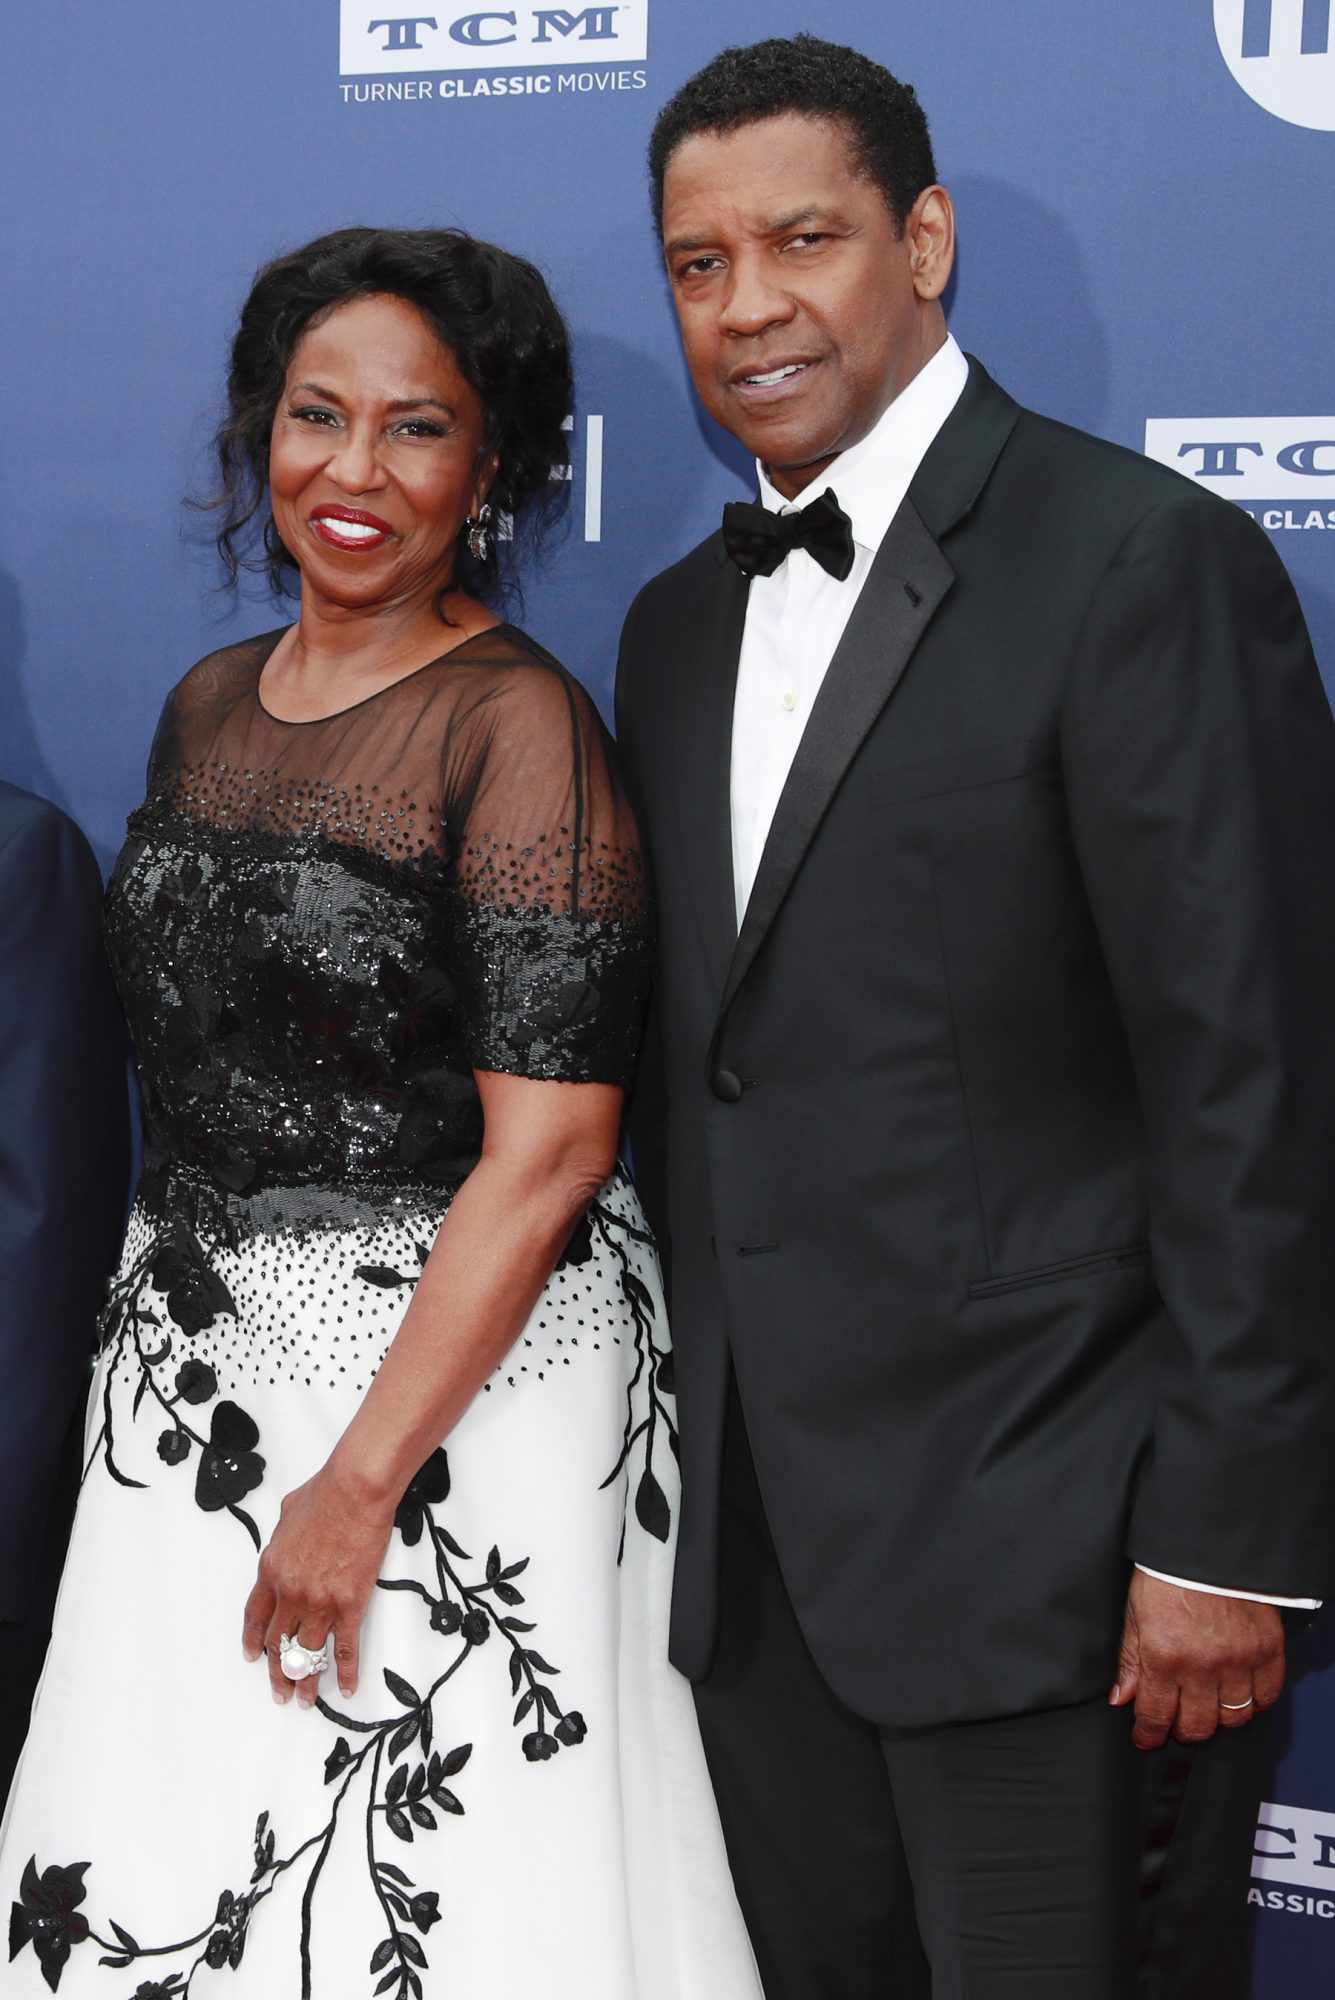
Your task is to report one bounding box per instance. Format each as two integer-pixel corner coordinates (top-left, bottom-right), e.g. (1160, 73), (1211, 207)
(713, 502), (953, 1033)
(711, 357), (1021, 1038)
(666, 542), (749, 1005)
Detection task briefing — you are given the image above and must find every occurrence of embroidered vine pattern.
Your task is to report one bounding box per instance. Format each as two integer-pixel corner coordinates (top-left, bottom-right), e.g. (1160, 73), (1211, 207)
(355, 1195), (679, 1564)
(17, 1197), (674, 1994)
(592, 1201), (678, 1560)
(83, 1224), (264, 1550)
(10, 1461), (586, 1997)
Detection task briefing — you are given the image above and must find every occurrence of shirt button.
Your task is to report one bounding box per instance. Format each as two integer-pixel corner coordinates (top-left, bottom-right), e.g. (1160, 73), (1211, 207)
(781, 690), (799, 712)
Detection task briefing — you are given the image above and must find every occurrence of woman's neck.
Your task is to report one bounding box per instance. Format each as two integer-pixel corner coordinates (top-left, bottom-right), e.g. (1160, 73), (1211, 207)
(261, 582), (498, 722)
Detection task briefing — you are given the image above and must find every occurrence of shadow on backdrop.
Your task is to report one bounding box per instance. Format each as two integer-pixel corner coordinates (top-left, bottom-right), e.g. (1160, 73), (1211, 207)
(541, 321), (752, 718)
(945, 174), (1110, 437)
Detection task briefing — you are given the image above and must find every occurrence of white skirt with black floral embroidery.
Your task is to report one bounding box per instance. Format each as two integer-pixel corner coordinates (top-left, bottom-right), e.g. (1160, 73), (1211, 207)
(0, 1168), (762, 1999)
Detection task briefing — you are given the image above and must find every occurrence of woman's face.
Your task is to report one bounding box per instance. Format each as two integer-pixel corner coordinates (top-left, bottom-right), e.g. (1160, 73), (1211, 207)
(269, 292), (493, 613)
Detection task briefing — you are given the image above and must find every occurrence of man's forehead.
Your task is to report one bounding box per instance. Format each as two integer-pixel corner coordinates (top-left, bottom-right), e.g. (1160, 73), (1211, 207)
(662, 115), (865, 234)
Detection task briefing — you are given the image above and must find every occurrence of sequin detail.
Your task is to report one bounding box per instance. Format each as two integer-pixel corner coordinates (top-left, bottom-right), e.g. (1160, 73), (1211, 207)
(103, 625), (651, 1242)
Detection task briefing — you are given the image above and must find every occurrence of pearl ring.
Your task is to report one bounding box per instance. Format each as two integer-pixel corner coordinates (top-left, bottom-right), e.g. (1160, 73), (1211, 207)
(279, 1634), (329, 1682)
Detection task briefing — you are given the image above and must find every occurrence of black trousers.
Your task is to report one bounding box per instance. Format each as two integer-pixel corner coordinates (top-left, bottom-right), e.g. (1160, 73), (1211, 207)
(692, 1378), (1272, 1999)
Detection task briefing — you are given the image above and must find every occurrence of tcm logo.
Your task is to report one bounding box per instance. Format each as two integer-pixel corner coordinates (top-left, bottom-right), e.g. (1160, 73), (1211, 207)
(1215, 0), (1335, 130)
(341, 1), (648, 73)
(1248, 1802), (1335, 1918)
(1144, 418), (1335, 504)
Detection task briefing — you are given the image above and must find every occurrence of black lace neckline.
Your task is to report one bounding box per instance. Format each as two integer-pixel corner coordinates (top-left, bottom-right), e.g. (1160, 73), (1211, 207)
(253, 621), (521, 727)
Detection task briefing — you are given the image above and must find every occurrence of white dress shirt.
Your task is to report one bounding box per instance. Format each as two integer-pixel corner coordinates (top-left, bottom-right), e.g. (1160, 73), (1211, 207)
(730, 335), (969, 924)
(726, 331), (1316, 1614)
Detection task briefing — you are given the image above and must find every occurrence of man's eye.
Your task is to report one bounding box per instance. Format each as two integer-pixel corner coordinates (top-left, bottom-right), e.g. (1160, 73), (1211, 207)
(680, 257), (722, 279)
(787, 233), (827, 250)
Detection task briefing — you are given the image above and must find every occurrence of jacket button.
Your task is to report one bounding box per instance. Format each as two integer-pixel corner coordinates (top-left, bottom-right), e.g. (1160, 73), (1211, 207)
(712, 1068), (744, 1103)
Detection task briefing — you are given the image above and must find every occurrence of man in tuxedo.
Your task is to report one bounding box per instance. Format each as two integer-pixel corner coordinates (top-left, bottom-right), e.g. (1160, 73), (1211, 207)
(614, 35), (1335, 1998)
(0, 780), (129, 1799)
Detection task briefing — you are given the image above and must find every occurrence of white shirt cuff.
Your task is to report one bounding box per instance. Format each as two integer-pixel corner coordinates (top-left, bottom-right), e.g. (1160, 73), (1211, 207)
(1135, 1563), (1322, 1611)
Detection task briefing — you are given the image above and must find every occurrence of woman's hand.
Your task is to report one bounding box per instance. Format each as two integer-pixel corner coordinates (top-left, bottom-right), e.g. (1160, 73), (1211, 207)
(242, 1459), (397, 1708)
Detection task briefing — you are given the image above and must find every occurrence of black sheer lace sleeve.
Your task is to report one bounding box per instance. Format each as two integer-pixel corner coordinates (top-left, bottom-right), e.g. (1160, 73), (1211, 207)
(143, 690), (181, 794)
(441, 653), (651, 1085)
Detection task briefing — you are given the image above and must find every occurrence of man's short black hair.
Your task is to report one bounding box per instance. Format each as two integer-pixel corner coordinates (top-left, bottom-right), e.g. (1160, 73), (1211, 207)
(648, 33), (937, 237)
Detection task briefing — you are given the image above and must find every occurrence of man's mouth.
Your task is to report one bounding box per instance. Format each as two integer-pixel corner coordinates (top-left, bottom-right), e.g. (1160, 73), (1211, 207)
(729, 358), (820, 403)
(743, 363), (809, 386)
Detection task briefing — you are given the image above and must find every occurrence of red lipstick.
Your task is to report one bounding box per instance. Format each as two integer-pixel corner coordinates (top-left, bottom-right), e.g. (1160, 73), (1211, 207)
(309, 504), (395, 552)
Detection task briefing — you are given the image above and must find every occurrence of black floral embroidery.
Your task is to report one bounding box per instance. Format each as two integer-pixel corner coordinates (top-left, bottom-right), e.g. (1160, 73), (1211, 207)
(356, 1239), (431, 1294)
(349, 1196), (674, 1561)
(85, 1226), (266, 1550)
(42, 1183), (677, 1995)
(194, 1403), (265, 1514)
(16, 1462), (590, 1995)
(148, 1239), (236, 1339)
(8, 1857), (90, 1992)
(406, 1893), (441, 1934)
(202, 1880), (253, 1971)
(173, 1359), (217, 1405)
(593, 1200), (678, 1556)
(392, 1449), (450, 1548)
(556, 1206), (594, 1270)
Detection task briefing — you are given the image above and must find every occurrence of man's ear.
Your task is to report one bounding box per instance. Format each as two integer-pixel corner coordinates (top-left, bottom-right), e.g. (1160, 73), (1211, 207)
(907, 185), (956, 303)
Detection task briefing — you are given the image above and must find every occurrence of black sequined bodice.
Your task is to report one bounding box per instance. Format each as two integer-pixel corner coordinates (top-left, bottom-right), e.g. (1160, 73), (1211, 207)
(105, 627), (649, 1236)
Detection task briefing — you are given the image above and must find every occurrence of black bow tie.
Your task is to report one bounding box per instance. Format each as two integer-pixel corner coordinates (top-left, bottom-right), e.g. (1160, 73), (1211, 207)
(721, 487), (856, 583)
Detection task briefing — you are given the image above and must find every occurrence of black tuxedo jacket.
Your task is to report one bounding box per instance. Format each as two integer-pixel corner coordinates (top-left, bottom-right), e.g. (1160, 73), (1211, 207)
(614, 359), (1335, 1729)
(0, 782), (129, 1629)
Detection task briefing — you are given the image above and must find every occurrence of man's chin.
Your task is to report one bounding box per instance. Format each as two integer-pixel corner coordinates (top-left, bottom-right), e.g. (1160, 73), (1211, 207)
(757, 437), (845, 496)
(717, 412), (842, 481)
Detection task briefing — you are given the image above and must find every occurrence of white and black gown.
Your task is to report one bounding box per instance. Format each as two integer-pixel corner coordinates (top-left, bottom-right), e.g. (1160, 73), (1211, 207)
(1, 626), (762, 1999)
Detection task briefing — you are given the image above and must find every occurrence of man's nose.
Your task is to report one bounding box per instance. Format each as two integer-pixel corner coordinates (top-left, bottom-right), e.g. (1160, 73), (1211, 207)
(718, 256), (796, 339)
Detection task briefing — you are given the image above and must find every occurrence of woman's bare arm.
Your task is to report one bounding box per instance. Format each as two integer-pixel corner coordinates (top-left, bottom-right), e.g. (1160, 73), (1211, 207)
(242, 1070), (622, 1704)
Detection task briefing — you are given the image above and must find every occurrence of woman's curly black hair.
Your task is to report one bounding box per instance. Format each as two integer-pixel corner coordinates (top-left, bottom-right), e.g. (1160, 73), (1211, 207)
(648, 34), (936, 238)
(201, 225), (572, 605)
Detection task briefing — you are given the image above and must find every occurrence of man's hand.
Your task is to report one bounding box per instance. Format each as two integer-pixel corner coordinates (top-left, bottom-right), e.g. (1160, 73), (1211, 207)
(1110, 1569), (1285, 1749)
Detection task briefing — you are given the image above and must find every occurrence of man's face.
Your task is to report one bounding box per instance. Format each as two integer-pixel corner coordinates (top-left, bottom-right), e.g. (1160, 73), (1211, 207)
(661, 112), (948, 498)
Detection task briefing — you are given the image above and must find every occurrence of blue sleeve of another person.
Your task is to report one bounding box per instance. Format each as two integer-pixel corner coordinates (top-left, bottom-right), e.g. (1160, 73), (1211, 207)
(0, 784), (130, 1625)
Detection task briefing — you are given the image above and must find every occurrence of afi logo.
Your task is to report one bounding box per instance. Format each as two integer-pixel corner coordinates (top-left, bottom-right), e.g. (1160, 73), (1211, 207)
(1215, 0), (1335, 128)
(1144, 418), (1335, 500)
(343, 0), (647, 73)
(1240, 0), (1331, 54)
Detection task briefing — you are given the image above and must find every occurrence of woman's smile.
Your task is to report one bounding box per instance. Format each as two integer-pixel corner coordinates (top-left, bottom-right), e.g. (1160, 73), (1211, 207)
(307, 504), (395, 553)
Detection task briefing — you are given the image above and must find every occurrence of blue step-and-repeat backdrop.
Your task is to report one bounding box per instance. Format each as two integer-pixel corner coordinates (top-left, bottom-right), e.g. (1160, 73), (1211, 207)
(2, 4), (1333, 1986)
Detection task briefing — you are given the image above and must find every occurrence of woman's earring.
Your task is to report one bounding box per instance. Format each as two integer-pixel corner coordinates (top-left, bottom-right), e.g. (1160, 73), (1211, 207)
(466, 502), (492, 562)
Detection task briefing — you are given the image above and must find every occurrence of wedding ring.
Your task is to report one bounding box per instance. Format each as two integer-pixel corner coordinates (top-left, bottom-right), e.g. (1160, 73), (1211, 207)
(279, 1634), (329, 1682)
(1220, 1697), (1255, 1710)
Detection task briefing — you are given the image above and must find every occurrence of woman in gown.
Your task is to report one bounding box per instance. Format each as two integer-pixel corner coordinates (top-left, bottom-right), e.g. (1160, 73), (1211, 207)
(1, 227), (762, 1999)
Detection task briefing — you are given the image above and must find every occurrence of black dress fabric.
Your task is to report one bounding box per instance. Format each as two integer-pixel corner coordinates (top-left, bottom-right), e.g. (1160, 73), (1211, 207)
(106, 622), (650, 1240)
